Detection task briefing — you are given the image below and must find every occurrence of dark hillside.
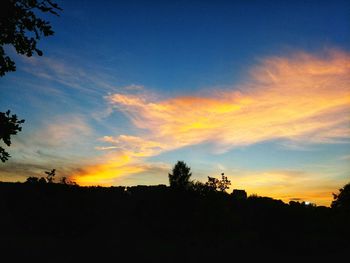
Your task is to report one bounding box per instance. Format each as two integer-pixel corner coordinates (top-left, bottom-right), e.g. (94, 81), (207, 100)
(0, 182), (349, 262)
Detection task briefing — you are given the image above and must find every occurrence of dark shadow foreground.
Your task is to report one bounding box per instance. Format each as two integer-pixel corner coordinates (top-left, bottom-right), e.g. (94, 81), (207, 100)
(0, 182), (349, 262)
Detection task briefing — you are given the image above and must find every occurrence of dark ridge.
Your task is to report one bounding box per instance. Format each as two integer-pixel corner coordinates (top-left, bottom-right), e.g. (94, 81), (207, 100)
(0, 181), (349, 262)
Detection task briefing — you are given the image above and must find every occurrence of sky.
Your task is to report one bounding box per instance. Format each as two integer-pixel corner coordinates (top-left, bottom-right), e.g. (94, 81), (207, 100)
(0, 0), (349, 206)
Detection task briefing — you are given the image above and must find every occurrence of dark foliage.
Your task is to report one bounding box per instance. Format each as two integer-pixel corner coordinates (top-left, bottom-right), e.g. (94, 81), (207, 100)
(0, 110), (24, 162)
(0, 1), (61, 162)
(231, 189), (247, 200)
(331, 182), (350, 211)
(206, 173), (231, 192)
(206, 176), (219, 190)
(26, 170), (78, 186)
(0, 0), (62, 76)
(168, 161), (192, 189)
(0, 181), (349, 262)
(45, 168), (55, 183)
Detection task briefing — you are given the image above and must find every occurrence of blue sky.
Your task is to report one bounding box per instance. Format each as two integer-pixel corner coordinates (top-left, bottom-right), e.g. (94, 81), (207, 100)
(1, 0), (349, 205)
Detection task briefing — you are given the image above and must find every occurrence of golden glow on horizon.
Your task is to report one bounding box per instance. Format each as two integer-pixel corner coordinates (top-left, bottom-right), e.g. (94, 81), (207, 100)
(73, 153), (146, 186)
(72, 49), (350, 205)
(231, 170), (345, 206)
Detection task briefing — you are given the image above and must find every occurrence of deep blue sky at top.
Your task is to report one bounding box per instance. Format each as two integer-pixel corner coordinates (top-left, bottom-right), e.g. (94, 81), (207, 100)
(42, 0), (349, 93)
(1, 0), (349, 205)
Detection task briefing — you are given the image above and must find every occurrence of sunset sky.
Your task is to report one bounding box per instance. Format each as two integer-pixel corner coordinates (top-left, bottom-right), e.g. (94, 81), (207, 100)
(1, 0), (349, 206)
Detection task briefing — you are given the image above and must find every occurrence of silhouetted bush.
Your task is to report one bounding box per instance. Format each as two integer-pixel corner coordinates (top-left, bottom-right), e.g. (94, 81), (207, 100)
(231, 189), (247, 200)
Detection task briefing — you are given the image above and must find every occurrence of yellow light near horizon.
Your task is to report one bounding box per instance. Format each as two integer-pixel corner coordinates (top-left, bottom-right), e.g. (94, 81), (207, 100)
(72, 49), (350, 204)
(74, 166), (145, 186)
(72, 153), (145, 186)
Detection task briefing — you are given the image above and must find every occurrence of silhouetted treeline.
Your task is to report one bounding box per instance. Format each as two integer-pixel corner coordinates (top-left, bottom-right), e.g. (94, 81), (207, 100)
(0, 181), (349, 262)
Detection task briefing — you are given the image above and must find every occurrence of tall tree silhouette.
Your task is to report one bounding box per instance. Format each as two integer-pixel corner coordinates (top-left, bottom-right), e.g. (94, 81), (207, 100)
(0, 0), (62, 162)
(168, 161), (192, 189)
(0, 110), (24, 162)
(0, 0), (62, 76)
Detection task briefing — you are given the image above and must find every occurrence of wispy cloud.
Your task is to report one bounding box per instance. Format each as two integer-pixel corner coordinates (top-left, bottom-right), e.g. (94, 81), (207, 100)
(99, 135), (166, 157)
(19, 55), (119, 95)
(340, 154), (350, 161)
(71, 152), (153, 186)
(0, 160), (83, 182)
(1, 114), (95, 182)
(107, 49), (350, 150)
(32, 114), (93, 148)
(73, 135), (169, 185)
(73, 49), (350, 188)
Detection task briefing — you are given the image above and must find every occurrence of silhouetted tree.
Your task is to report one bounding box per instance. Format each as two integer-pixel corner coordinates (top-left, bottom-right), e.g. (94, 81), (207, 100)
(168, 161), (192, 189)
(331, 182), (350, 211)
(0, 1), (62, 161)
(206, 176), (219, 191)
(205, 173), (231, 192)
(45, 169), (55, 183)
(0, 0), (62, 76)
(191, 181), (212, 195)
(0, 110), (25, 162)
(217, 173), (231, 192)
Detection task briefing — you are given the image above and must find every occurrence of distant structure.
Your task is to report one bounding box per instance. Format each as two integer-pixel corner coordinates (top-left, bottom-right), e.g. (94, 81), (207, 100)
(231, 189), (247, 200)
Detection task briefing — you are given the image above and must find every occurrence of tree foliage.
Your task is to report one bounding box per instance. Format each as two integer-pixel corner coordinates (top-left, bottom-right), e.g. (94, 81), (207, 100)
(0, 0), (62, 76)
(205, 173), (231, 192)
(168, 161), (192, 189)
(0, 110), (24, 162)
(331, 182), (350, 211)
(0, 1), (61, 162)
(217, 174), (231, 192)
(26, 172), (78, 185)
(206, 176), (220, 190)
(45, 168), (56, 183)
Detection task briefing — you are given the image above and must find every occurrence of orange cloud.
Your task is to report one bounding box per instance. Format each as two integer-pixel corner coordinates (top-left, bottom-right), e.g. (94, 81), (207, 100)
(75, 49), (350, 189)
(99, 135), (166, 157)
(108, 49), (350, 151)
(72, 151), (171, 186)
(72, 152), (145, 186)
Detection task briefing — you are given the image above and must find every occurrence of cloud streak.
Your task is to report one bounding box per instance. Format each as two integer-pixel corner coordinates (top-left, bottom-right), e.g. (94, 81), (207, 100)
(20, 56), (117, 95)
(108, 49), (350, 150)
(0, 114), (96, 183)
(73, 49), (350, 188)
